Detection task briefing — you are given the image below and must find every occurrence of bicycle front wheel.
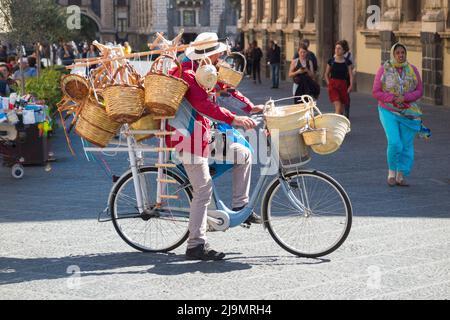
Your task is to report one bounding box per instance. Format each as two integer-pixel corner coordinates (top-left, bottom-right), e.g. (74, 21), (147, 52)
(262, 170), (352, 258)
(110, 166), (192, 253)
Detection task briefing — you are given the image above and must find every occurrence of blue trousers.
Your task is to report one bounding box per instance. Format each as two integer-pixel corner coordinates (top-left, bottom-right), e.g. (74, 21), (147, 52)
(378, 107), (418, 177)
(271, 63), (280, 88)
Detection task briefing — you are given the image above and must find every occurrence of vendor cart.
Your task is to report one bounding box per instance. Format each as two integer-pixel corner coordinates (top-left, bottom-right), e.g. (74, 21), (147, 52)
(0, 123), (25, 179)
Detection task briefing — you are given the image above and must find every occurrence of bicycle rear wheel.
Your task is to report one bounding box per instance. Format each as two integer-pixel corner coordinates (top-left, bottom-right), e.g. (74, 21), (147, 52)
(262, 170), (352, 258)
(110, 166), (192, 253)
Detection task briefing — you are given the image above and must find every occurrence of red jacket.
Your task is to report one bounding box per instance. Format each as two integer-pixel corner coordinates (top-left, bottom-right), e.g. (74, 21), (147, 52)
(166, 60), (254, 157)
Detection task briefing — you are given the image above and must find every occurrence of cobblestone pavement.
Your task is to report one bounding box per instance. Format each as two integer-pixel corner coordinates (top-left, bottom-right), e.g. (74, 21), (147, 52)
(0, 77), (449, 300)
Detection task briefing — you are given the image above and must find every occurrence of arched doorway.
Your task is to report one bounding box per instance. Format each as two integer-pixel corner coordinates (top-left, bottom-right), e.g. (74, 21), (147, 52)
(71, 13), (101, 43)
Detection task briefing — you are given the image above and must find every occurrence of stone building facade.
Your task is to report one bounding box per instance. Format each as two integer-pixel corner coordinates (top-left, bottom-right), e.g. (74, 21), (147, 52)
(238, 0), (450, 106)
(57, 0), (240, 50)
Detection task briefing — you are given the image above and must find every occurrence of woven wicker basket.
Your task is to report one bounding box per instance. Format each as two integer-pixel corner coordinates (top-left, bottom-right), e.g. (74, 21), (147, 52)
(144, 55), (188, 116)
(264, 98), (312, 168)
(130, 114), (160, 142)
(218, 52), (247, 88)
(103, 84), (145, 123)
(310, 114), (351, 155)
(61, 74), (90, 103)
(74, 97), (121, 148)
(302, 128), (327, 146)
(301, 107), (327, 146)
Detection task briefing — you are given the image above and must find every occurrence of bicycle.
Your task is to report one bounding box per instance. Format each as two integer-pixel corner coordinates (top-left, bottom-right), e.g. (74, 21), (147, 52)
(106, 99), (353, 259)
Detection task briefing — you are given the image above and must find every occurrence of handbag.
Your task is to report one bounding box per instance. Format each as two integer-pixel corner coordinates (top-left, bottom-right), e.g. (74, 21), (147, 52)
(293, 74), (302, 85)
(306, 76), (321, 98)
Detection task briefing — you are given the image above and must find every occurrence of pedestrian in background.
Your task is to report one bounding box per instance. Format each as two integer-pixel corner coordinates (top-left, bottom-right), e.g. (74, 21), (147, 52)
(325, 40), (353, 115)
(244, 43), (253, 78)
(251, 40), (263, 84)
(372, 43), (427, 187)
(0, 64), (11, 97)
(267, 40), (281, 89)
(293, 39), (319, 96)
(294, 39), (318, 74)
(124, 42), (132, 55)
(289, 43), (320, 104)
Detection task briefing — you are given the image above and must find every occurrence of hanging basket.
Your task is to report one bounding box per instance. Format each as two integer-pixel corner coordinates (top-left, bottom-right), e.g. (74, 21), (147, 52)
(264, 96), (314, 168)
(218, 52), (247, 88)
(130, 114), (161, 142)
(144, 55), (188, 116)
(310, 114), (351, 155)
(103, 85), (145, 123)
(302, 127), (327, 146)
(103, 65), (145, 124)
(300, 105), (327, 147)
(61, 74), (90, 103)
(75, 95), (121, 148)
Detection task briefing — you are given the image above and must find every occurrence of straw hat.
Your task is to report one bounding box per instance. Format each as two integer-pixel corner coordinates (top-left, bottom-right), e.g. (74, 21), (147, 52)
(185, 32), (229, 61)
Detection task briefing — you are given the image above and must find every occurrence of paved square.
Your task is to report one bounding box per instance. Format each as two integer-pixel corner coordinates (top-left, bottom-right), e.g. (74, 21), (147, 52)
(1, 78), (449, 300)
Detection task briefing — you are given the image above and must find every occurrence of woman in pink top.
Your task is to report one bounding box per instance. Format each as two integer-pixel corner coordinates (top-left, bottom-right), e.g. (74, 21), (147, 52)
(373, 43), (429, 187)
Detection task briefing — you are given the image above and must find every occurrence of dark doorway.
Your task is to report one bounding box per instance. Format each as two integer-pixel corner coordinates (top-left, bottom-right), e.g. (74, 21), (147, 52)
(71, 15), (100, 43)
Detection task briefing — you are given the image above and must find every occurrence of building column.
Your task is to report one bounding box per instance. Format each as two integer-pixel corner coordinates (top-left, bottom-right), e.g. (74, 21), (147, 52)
(293, 30), (302, 55)
(380, 0), (401, 30)
(316, 0), (334, 83)
(152, 0), (168, 34)
(421, 32), (443, 105)
(379, 30), (397, 63)
(100, 0), (116, 42)
(261, 29), (270, 78)
(275, 30), (286, 80)
(420, 1), (445, 105)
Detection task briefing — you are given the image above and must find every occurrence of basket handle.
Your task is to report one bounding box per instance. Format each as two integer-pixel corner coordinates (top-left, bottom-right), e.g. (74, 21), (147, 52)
(148, 54), (182, 79)
(221, 52), (247, 74)
(264, 99), (275, 113)
(123, 63), (143, 88)
(111, 65), (126, 85)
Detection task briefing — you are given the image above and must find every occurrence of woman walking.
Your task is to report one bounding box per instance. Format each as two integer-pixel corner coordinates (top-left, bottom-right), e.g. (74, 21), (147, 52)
(373, 43), (428, 187)
(325, 41), (353, 115)
(289, 44), (320, 104)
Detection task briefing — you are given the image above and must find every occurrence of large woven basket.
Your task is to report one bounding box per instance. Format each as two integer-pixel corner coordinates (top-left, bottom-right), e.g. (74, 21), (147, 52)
(103, 84), (145, 124)
(218, 52), (247, 88)
(144, 55), (188, 116)
(310, 114), (351, 155)
(130, 114), (160, 142)
(264, 102), (311, 132)
(61, 74), (90, 103)
(75, 96), (121, 148)
(264, 97), (312, 168)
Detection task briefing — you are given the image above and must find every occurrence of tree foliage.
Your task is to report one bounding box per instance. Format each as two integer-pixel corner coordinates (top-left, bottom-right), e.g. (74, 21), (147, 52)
(0, 0), (73, 45)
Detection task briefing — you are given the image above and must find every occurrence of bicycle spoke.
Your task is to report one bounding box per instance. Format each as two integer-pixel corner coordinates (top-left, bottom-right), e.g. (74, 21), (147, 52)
(265, 172), (352, 258)
(111, 168), (191, 252)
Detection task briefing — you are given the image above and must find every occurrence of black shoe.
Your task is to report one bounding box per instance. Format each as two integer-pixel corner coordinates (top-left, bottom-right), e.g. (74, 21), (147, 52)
(245, 212), (263, 225)
(233, 207), (263, 225)
(185, 243), (226, 261)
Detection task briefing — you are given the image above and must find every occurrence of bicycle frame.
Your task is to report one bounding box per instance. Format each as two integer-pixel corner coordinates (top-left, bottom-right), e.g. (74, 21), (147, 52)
(121, 123), (310, 229)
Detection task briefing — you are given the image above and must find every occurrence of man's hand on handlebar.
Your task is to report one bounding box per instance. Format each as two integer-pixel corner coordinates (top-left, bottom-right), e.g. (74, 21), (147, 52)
(250, 104), (265, 114)
(232, 116), (257, 130)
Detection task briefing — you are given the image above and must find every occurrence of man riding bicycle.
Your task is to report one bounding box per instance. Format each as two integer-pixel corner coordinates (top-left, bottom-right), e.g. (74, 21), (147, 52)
(166, 32), (264, 261)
